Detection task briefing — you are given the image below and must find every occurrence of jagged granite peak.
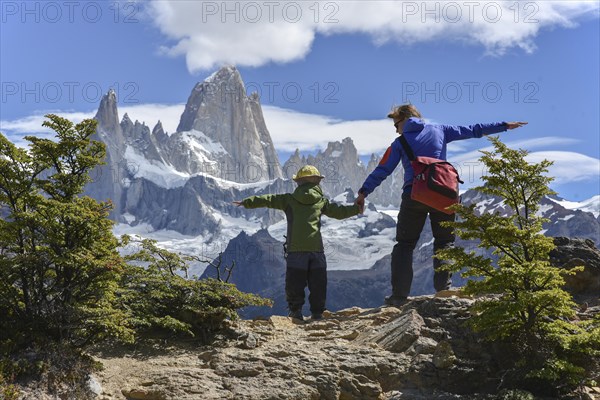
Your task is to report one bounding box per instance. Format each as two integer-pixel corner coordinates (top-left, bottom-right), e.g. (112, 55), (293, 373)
(93, 90), (125, 167)
(304, 137), (365, 198)
(94, 89), (121, 136)
(282, 148), (306, 179)
(87, 73), (287, 226)
(326, 137), (359, 158)
(152, 121), (168, 143)
(367, 153), (379, 169)
(120, 113), (134, 132)
(121, 118), (163, 164)
(87, 90), (127, 220)
(174, 65), (282, 182)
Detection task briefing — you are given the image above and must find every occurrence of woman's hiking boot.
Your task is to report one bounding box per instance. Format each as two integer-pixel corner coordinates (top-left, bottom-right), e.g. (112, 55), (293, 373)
(384, 295), (408, 307)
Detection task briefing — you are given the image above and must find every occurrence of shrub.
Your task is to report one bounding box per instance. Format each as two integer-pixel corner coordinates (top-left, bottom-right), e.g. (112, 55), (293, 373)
(437, 137), (600, 394)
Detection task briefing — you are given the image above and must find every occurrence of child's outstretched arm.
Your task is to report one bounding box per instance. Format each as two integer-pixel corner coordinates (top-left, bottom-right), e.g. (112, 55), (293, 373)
(322, 200), (360, 220)
(232, 194), (289, 210)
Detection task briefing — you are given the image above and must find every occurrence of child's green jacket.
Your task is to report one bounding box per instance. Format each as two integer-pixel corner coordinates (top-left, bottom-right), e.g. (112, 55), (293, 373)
(241, 183), (359, 252)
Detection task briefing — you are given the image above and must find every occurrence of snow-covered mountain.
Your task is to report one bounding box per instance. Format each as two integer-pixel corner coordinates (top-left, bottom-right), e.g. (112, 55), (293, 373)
(547, 195), (600, 219)
(85, 66), (399, 244)
(83, 66), (599, 310)
(87, 67), (290, 235)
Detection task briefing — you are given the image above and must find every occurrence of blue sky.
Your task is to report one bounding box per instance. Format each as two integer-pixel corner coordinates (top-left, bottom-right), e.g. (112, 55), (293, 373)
(1, 0), (599, 201)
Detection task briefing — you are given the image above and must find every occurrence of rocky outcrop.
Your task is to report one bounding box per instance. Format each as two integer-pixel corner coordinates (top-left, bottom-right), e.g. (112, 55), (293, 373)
(92, 298), (484, 400)
(90, 297), (600, 399)
(550, 236), (600, 297)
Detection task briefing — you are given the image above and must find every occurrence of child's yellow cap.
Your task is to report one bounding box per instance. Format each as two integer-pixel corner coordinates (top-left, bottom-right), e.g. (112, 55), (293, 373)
(292, 165), (324, 181)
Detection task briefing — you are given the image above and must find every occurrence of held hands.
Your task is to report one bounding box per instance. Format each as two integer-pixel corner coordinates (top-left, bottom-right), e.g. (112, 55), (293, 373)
(355, 193), (365, 214)
(506, 121), (528, 130)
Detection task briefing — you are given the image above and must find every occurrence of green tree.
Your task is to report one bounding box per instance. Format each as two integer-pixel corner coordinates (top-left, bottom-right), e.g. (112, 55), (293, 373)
(437, 136), (599, 393)
(0, 114), (131, 348)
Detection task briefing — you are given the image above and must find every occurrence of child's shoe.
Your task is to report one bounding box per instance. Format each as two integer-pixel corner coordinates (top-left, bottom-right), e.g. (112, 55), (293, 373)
(288, 310), (304, 321)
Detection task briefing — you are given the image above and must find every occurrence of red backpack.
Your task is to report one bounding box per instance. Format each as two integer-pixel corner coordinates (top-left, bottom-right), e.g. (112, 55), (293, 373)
(399, 135), (463, 215)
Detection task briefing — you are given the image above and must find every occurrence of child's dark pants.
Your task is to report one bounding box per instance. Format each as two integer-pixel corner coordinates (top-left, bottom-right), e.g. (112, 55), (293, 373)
(285, 251), (327, 315)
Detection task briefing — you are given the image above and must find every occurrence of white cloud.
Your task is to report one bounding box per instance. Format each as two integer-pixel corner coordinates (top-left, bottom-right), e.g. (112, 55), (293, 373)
(449, 136), (581, 163)
(262, 106), (394, 154)
(0, 112), (94, 148)
(0, 105), (185, 148)
(526, 151), (600, 185)
(0, 112), (92, 134)
(450, 146), (600, 189)
(146, 1), (599, 71)
(148, 1), (316, 71)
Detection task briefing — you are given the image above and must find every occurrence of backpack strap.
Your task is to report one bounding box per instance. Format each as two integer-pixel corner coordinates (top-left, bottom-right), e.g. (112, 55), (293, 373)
(398, 134), (416, 161)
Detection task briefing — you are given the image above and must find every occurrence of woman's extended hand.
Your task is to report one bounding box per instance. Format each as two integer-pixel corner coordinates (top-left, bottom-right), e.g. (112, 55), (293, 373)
(506, 121), (528, 130)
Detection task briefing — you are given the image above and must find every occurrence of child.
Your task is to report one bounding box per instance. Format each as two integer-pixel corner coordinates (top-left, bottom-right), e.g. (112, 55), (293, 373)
(234, 165), (359, 321)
